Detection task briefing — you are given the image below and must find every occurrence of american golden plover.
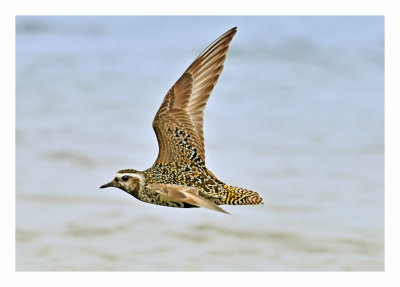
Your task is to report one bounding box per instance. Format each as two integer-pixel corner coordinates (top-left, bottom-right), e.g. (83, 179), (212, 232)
(100, 27), (263, 213)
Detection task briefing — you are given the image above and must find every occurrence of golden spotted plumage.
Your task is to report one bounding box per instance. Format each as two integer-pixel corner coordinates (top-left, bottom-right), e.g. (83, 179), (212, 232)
(141, 162), (262, 207)
(100, 27), (263, 213)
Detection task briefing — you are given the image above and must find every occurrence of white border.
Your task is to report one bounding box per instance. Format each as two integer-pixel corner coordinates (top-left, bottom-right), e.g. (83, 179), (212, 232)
(3, 0), (398, 286)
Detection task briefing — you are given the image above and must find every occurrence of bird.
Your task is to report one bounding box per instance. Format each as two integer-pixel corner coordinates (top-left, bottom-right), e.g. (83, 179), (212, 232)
(100, 27), (263, 214)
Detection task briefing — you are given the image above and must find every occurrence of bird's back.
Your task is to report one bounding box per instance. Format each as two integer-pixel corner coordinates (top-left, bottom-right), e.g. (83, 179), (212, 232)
(144, 162), (262, 206)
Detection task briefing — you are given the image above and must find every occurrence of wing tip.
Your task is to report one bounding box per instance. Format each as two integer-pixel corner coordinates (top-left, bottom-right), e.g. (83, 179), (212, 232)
(226, 27), (237, 37)
(221, 27), (237, 42)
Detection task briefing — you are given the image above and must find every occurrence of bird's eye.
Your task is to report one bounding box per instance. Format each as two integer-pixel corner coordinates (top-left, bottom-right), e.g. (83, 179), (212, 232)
(121, 175), (130, 181)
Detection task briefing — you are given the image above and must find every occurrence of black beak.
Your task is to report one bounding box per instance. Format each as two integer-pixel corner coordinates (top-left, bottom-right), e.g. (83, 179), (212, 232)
(100, 181), (114, 189)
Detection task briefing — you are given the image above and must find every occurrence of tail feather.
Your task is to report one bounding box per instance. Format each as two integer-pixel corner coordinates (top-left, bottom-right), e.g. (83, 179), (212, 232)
(221, 185), (263, 205)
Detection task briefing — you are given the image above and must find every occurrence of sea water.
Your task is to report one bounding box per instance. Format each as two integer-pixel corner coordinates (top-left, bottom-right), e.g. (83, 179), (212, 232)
(16, 16), (384, 271)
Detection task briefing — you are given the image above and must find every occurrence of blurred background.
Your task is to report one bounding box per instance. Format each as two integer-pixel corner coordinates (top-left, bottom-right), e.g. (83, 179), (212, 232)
(16, 16), (384, 271)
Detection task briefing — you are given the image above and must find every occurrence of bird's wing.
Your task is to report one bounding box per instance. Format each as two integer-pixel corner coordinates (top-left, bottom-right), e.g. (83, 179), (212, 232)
(147, 183), (229, 214)
(152, 27), (237, 166)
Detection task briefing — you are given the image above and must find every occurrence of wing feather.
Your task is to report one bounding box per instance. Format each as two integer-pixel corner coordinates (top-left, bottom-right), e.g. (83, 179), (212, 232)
(152, 27), (237, 165)
(147, 183), (229, 214)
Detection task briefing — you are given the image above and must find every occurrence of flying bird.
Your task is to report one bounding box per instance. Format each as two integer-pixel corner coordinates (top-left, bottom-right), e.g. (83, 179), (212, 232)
(100, 27), (263, 213)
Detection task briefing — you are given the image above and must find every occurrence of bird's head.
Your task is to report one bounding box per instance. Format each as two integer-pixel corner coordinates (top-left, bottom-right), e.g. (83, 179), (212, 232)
(100, 169), (144, 197)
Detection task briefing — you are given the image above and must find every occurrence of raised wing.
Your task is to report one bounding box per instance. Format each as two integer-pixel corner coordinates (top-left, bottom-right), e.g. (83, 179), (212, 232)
(147, 183), (229, 214)
(152, 27), (237, 166)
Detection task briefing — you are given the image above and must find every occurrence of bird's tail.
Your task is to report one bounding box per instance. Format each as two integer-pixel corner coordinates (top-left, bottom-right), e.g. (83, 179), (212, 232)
(220, 184), (263, 205)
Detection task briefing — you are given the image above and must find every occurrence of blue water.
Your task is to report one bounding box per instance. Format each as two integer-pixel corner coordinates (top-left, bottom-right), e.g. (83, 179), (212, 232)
(16, 16), (384, 271)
